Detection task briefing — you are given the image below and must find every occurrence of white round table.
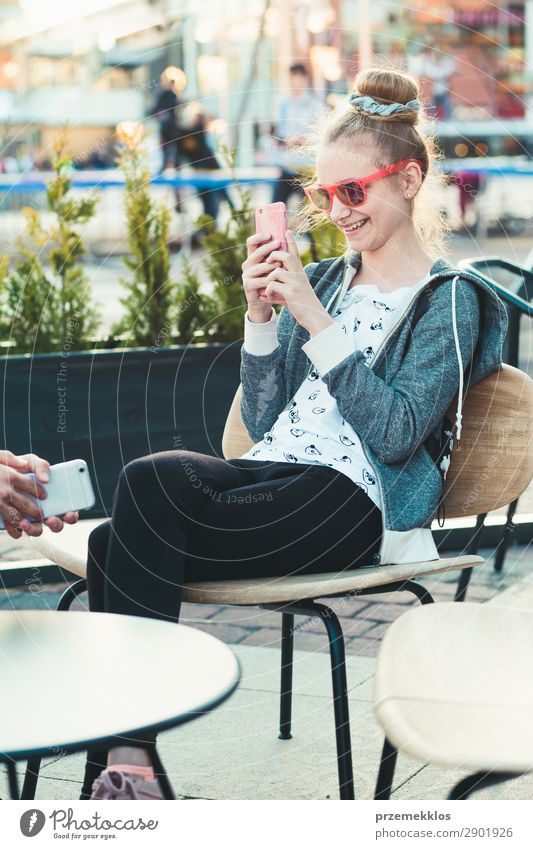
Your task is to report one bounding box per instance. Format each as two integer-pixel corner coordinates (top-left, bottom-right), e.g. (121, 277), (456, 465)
(0, 610), (240, 799)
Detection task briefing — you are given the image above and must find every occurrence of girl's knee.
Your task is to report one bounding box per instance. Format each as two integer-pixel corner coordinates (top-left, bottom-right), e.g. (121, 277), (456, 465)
(119, 455), (160, 492)
(117, 451), (213, 508)
(88, 520), (111, 556)
(122, 451), (204, 486)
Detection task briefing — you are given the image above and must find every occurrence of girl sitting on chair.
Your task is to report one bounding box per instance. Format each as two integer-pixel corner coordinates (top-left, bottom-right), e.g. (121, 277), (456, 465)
(82, 67), (507, 800)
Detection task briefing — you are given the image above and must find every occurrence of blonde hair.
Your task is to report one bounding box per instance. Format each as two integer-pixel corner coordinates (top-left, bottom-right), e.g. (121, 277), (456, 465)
(292, 66), (451, 259)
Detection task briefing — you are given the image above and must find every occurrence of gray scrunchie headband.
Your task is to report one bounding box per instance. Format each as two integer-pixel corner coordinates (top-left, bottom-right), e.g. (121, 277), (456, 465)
(349, 93), (421, 116)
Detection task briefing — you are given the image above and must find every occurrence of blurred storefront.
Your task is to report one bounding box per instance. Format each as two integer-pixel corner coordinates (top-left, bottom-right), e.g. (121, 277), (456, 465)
(404, 0), (527, 121)
(0, 0), (531, 170)
(340, 0), (532, 157)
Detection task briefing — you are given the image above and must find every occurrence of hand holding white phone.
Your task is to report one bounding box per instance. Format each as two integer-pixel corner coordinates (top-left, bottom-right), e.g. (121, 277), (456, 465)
(0, 459), (95, 530)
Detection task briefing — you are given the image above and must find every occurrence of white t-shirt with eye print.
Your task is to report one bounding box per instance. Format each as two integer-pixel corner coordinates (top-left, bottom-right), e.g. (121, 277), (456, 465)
(239, 280), (428, 510)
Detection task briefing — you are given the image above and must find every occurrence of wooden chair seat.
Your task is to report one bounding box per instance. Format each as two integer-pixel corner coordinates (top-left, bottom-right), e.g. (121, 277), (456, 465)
(29, 521), (483, 605)
(374, 601), (533, 775)
(181, 557), (483, 604)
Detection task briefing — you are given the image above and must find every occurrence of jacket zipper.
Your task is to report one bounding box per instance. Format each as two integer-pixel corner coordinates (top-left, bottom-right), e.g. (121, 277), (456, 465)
(369, 278), (432, 369)
(279, 267), (456, 560)
(358, 279), (433, 558)
(279, 264), (356, 414)
(358, 271), (466, 557)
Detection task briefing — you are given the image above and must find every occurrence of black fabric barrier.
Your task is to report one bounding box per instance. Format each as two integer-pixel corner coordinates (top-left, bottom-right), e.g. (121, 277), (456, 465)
(0, 343), (242, 518)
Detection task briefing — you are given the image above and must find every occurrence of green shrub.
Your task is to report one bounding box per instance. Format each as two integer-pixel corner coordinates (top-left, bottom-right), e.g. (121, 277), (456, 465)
(174, 253), (218, 344)
(112, 122), (176, 348)
(0, 136), (101, 354)
(182, 146), (255, 343)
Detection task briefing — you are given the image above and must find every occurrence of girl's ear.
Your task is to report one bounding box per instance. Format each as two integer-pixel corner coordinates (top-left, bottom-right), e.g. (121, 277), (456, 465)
(403, 162), (423, 199)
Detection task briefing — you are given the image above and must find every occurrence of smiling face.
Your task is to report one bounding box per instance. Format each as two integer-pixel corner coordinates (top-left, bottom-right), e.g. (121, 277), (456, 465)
(315, 138), (419, 252)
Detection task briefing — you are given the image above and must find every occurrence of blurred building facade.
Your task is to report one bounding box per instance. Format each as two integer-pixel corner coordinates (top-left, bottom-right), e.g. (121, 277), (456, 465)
(0, 0), (531, 170)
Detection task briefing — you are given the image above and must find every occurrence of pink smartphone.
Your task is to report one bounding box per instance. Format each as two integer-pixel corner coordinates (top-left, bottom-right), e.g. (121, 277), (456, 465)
(255, 202), (288, 253)
(255, 202), (288, 302)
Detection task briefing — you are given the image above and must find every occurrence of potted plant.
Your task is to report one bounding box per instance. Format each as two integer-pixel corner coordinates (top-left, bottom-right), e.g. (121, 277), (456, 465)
(0, 121), (348, 517)
(0, 133), (245, 514)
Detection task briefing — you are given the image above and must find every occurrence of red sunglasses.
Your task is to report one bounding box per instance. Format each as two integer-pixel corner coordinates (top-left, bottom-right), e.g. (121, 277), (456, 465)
(304, 158), (422, 213)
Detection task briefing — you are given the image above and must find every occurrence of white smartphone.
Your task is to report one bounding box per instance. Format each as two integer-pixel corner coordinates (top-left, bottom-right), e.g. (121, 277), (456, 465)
(0, 458), (96, 529)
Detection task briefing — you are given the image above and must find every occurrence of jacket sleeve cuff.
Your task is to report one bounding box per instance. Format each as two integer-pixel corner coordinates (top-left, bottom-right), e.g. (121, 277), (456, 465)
(301, 321), (354, 375)
(243, 308), (278, 355)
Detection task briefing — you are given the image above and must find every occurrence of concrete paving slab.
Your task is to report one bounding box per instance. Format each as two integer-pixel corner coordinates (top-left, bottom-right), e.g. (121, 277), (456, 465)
(486, 571), (533, 610)
(3, 616), (531, 801)
(392, 761), (533, 801)
(0, 646), (405, 801)
(6, 688), (415, 801)
(1, 633), (531, 800)
(0, 764), (83, 802)
(231, 644), (375, 698)
(19, 737), (533, 802)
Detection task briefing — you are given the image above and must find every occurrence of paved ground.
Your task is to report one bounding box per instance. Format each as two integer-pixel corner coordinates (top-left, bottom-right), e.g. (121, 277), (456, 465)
(1, 560), (532, 801)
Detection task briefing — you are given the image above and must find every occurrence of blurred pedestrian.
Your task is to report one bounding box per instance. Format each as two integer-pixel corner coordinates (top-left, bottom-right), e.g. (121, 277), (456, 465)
(179, 101), (234, 224)
(149, 66), (186, 173)
(87, 139), (114, 170)
(272, 63), (325, 206)
(454, 170), (481, 229)
(421, 48), (455, 121)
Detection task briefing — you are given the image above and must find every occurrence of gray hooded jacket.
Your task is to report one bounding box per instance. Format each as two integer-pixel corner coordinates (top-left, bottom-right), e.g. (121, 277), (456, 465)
(239, 251), (508, 564)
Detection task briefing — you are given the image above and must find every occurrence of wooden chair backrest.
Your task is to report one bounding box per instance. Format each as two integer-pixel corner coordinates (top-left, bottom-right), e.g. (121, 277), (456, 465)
(222, 383), (253, 461)
(222, 365), (533, 521)
(443, 364), (533, 517)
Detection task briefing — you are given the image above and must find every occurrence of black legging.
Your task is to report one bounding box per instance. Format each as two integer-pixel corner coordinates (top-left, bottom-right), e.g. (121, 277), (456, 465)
(80, 449), (382, 797)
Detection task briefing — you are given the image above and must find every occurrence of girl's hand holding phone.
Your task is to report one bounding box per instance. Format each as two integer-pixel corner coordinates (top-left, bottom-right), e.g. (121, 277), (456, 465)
(261, 229), (334, 336)
(242, 233), (286, 322)
(253, 201), (287, 307)
(0, 451), (79, 539)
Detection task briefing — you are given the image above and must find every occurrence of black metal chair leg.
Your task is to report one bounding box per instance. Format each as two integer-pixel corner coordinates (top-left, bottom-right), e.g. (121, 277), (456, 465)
(321, 605), (354, 800)
(494, 499), (519, 573)
(21, 755), (42, 800)
(398, 580), (434, 605)
(57, 579), (87, 611)
(356, 580), (435, 606)
(448, 770), (525, 799)
(301, 602), (354, 800)
(7, 760), (19, 799)
(374, 737), (398, 800)
(455, 512), (487, 601)
(454, 568), (473, 603)
(264, 600), (355, 798)
(148, 745), (176, 800)
(261, 600), (355, 797)
(279, 612), (294, 740)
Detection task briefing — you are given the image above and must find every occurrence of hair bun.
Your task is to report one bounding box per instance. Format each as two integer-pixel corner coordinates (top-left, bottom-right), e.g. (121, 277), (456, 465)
(352, 68), (421, 124)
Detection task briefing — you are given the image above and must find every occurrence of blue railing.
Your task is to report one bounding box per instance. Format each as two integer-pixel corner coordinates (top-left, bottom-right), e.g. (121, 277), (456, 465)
(1, 160), (532, 193)
(0, 167), (280, 193)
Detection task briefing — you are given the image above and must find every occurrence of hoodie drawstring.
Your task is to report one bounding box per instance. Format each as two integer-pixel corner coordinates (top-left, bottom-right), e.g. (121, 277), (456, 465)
(451, 274), (464, 449)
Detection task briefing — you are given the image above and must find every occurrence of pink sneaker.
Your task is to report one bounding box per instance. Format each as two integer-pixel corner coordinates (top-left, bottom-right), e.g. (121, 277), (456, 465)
(90, 768), (165, 800)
